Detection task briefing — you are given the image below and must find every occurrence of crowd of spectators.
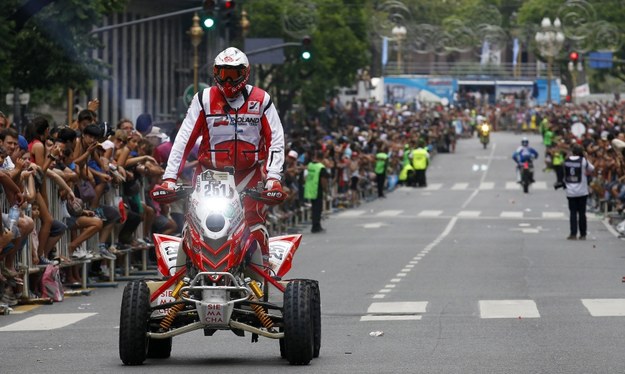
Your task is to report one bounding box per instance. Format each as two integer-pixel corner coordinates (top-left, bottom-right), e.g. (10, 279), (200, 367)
(3, 92), (625, 310)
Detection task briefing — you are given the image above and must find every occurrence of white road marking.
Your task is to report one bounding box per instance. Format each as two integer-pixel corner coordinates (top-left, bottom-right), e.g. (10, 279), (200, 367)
(452, 183), (469, 190)
(390, 278), (401, 283)
(384, 284), (396, 288)
(533, 181), (547, 190)
(458, 210), (481, 218)
(582, 299), (625, 316)
(418, 210), (443, 217)
(363, 222), (385, 229)
(479, 182), (495, 190)
(337, 210), (366, 218)
(500, 211), (524, 218)
(379, 289), (391, 293)
(372, 294), (386, 299)
(377, 210), (403, 217)
(0, 313), (98, 331)
(505, 182), (519, 190)
(424, 183), (442, 191)
(367, 301), (428, 314)
(360, 315), (422, 321)
(396, 273), (407, 277)
(542, 212), (565, 219)
(521, 228), (540, 234)
(401, 268), (411, 272)
(479, 300), (540, 319)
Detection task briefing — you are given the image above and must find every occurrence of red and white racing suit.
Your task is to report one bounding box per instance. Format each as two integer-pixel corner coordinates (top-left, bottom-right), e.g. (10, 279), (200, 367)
(163, 85), (285, 262)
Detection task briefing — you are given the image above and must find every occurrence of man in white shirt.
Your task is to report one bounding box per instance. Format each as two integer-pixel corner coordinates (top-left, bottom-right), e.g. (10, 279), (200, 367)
(563, 144), (595, 240)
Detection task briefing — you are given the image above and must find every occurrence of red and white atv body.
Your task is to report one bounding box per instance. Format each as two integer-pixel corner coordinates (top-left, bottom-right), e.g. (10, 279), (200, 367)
(119, 169), (320, 366)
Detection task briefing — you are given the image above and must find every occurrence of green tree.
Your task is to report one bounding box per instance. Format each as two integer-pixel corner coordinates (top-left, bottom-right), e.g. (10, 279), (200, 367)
(243, 0), (370, 117)
(1, 0), (128, 110)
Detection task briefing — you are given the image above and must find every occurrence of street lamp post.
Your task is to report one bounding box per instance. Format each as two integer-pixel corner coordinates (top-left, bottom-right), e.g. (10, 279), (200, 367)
(392, 25), (407, 74)
(188, 13), (204, 93)
(535, 17), (565, 104)
(241, 9), (251, 38)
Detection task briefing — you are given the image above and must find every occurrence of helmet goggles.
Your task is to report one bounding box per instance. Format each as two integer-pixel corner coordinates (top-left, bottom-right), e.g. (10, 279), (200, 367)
(214, 65), (247, 85)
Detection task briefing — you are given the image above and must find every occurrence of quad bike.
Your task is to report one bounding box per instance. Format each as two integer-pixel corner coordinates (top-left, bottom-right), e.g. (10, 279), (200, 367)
(478, 123), (490, 149)
(519, 161), (534, 193)
(119, 168), (321, 366)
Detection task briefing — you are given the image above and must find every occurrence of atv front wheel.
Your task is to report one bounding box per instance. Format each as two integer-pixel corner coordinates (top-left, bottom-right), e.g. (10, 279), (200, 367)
(283, 280), (315, 365)
(119, 280), (150, 365)
(147, 336), (172, 359)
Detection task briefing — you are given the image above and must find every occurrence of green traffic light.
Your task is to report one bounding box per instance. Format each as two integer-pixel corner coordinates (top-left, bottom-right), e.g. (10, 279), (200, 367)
(202, 17), (215, 29)
(301, 51), (312, 60)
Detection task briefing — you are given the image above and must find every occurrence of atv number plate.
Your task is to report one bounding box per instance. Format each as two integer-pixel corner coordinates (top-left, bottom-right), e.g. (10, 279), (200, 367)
(204, 303), (227, 324)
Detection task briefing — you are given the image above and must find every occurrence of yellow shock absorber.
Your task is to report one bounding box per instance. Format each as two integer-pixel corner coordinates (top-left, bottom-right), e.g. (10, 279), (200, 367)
(249, 281), (274, 330)
(160, 280), (186, 330)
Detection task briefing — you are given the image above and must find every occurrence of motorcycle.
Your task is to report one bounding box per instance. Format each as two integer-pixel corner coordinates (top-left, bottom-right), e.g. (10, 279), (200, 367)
(119, 168), (321, 366)
(519, 160), (534, 193)
(478, 123), (490, 149)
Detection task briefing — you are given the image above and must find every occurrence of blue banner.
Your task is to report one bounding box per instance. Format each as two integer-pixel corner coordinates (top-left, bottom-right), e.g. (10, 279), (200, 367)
(383, 77), (457, 104)
(588, 51), (613, 69)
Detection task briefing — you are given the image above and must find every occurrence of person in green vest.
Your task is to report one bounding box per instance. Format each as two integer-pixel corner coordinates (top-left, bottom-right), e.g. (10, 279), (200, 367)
(552, 138), (567, 190)
(398, 143), (415, 187)
(542, 124), (554, 171)
(399, 162), (414, 187)
(412, 139), (430, 187)
(304, 150), (329, 233)
(375, 145), (389, 198)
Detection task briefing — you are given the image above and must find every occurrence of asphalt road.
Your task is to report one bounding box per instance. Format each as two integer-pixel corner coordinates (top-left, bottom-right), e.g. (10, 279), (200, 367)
(2, 131), (625, 374)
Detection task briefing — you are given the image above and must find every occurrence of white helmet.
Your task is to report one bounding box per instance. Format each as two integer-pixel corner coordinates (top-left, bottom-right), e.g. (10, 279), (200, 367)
(213, 47), (250, 99)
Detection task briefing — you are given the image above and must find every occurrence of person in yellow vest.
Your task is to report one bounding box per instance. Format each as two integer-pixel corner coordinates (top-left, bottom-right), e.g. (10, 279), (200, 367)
(375, 145), (389, 198)
(399, 161), (414, 187)
(552, 138), (567, 190)
(304, 150), (329, 233)
(411, 139), (430, 187)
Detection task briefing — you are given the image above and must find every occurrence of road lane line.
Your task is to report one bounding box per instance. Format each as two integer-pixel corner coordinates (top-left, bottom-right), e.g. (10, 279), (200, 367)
(0, 313), (98, 331)
(582, 299), (625, 316)
(479, 300), (540, 319)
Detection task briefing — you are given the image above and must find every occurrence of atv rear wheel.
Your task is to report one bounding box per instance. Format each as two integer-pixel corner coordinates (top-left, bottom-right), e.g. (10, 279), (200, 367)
(119, 280), (150, 365)
(283, 280), (315, 365)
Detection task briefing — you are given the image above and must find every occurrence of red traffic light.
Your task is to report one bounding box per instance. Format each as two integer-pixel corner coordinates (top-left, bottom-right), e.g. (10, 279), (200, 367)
(222, 0), (235, 10)
(302, 36), (312, 46)
(569, 51), (579, 62)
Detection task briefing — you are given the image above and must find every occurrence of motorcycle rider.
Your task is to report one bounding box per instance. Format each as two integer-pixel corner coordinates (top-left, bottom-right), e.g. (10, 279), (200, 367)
(153, 47), (285, 269)
(512, 137), (539, 183)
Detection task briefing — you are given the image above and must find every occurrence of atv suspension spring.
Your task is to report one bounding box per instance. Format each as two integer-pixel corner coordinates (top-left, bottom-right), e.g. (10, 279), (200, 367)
(160, 302), (184, 330)
(160, 290), (188, 330)
(251, 302), (274, 330)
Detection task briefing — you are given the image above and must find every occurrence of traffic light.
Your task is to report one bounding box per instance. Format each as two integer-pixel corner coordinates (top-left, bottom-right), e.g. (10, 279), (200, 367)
(569, 51), (579, 63)
(219, 0), (238, 37)
(222, 0), (235, 11)
(301, 36), (312, 61)
(201, 0), (217, 30)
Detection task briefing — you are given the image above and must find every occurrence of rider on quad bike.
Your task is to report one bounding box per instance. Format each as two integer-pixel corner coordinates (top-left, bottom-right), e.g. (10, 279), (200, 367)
(152, 47), (285, 270)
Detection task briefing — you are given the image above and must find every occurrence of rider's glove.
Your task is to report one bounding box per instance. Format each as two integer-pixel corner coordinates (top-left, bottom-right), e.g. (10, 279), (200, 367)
(151, 179), (178, 204)
(261, 179), (287, 206)
(265, 178), (283, 192)
(160, 179), (177, 191)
